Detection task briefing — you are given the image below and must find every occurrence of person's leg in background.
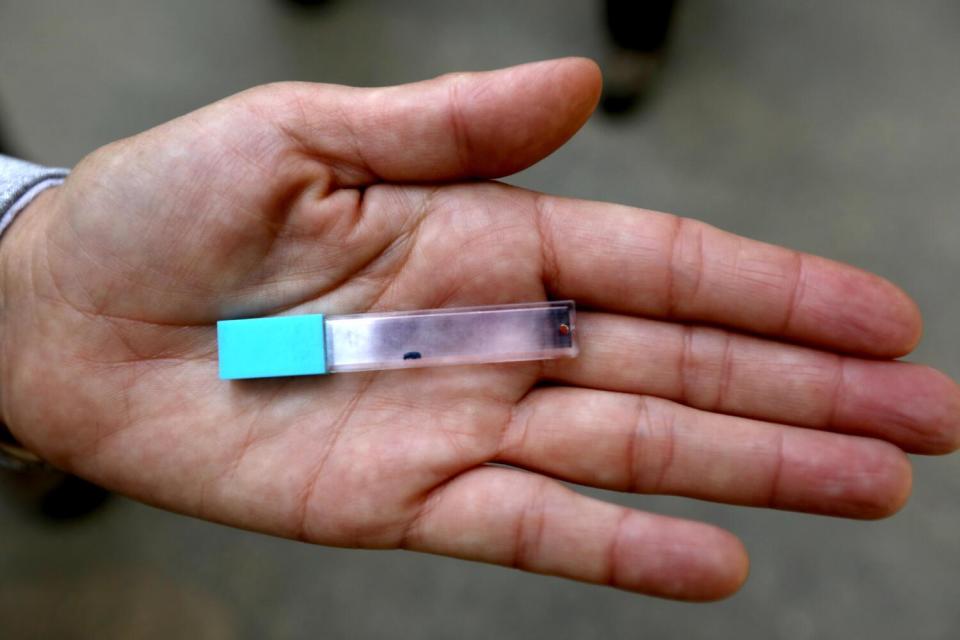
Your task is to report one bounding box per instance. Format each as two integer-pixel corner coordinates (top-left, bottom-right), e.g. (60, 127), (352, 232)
(601, 0), (678, 115)
(0, 118), (10, 155)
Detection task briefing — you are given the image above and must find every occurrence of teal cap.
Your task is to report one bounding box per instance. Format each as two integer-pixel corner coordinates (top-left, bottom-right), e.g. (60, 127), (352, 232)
(217, 314), (327, 379)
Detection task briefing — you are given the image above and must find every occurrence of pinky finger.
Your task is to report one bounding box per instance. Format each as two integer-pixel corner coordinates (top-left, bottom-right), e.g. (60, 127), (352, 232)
(400, 466), (749, 601)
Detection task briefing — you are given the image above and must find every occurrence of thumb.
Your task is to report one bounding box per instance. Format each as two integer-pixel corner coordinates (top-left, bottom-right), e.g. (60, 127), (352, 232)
(279, 57), (602, 185)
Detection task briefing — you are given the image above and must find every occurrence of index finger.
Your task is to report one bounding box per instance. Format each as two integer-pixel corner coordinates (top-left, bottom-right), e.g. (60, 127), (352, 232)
(533, 194), (921, 357)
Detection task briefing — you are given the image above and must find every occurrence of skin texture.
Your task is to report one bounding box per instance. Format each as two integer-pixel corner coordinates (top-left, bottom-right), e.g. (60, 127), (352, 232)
(1, 58), (958, 601)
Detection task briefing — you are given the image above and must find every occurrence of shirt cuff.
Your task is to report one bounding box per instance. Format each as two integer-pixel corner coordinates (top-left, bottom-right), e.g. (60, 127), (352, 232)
(0, 154), (70, 237)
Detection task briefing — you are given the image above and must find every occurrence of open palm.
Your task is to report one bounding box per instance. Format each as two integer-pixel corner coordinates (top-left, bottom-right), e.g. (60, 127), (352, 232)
(3, 59), (957, 601)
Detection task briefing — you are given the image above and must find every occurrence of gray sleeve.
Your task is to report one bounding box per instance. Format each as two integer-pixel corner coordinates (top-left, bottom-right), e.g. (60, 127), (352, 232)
(0, 154), (70, 237)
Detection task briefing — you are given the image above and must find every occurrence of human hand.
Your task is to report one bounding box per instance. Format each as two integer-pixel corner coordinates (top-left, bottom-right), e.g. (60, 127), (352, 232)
(2, 59), (957, 601)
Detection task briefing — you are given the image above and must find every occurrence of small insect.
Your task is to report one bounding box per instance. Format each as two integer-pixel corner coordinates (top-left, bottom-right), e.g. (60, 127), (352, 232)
(403, 351), (422, 360)
(558, 323), (571, 336)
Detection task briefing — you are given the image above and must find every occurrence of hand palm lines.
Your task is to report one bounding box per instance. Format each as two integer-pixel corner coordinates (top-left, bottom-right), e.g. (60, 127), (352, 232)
(80, 156), (549, 545)
(204, 187), (546, 544)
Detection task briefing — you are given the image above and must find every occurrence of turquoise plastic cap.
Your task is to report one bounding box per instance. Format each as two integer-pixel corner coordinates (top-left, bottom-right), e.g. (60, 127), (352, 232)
(217, 314), (327, 379)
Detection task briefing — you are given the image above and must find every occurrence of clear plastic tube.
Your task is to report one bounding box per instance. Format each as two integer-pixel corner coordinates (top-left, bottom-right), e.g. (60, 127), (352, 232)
(324, 300), (577, 373)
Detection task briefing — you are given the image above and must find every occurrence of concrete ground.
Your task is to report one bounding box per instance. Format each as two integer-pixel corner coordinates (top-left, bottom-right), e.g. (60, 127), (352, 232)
(1, 1), (958, 638)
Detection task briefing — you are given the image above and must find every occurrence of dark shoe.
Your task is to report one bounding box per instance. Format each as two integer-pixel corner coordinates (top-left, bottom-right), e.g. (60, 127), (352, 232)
(600, 49), (664, 115)
(600, 0), (678, 115)
(2, 466), (110, 522)
(281, 0), (332, 7)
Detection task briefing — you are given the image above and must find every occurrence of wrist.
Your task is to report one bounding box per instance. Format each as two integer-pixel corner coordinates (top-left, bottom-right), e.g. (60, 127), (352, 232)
(0, 186), (60, 448)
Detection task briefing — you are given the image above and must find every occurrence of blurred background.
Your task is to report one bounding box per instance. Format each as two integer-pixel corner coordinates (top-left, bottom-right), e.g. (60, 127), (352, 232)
(1, 0), (958, 638)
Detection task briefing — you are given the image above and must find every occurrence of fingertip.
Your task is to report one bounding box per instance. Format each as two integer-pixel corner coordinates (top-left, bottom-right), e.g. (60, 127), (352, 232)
(925, 369), (960, 454)
(882, 445), (913, 517)
(880, 280), (924, 357)
(854, 440), (914, 520)
(687, 527), (751, 602)
(556, 55), (602, 77)
(842, 363), (960, 454)
(408, 57), (605, 181)
(515, 56), (603, 125)
(798, 258), (924, 357)
(672, 526), (750, 602)
(470, 57), (601, 174)
(549, 56), (603, 113)
(511, 57), (601, 94)
(617, 516), (749, 601)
